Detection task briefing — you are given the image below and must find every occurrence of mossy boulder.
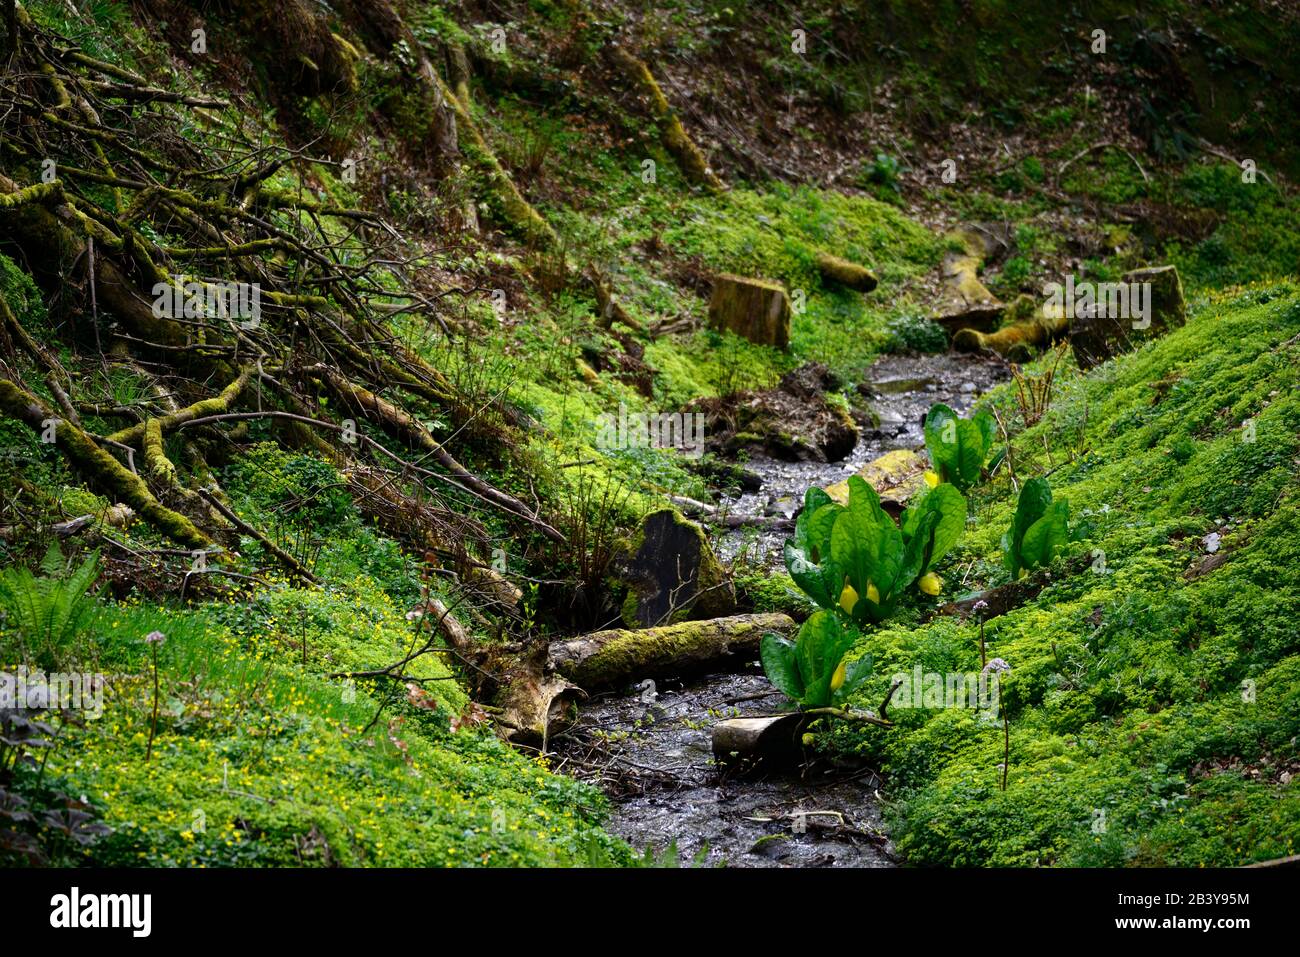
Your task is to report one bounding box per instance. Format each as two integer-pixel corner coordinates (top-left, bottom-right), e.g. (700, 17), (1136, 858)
(825, 448), (928, 512)
(689, 363), (859, 463)
(614, 508), (735, 628)
(707, 274), (791, 349)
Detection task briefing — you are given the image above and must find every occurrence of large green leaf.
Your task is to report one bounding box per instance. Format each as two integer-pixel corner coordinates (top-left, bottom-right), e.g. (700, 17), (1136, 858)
(793, 487), (837, 561)
(974, 409), (997, 452)
(831, 477), (901, 615)
(1003, 477), (1061, 577)
(783, 542), (831, 610)
(785, 489), (844, 609)
(923, 404), (960, 482)
(833, 653), (874, 706)
(760, 632), (804, 700)
(793, 611), (858, 707)
(924, 404), (994, 492)
(897, 508), (940, 597)
(901, 483), (966, 572)
(1020, 499), (1070, 570)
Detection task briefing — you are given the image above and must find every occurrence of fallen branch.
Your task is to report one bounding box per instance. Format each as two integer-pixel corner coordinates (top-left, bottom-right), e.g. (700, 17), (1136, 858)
(195, 487), (319, 585)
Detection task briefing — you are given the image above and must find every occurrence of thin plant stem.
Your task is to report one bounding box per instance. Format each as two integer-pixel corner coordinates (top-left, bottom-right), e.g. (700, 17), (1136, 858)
(1000, 674), (1009, 791)
(146, 644), (160, 763)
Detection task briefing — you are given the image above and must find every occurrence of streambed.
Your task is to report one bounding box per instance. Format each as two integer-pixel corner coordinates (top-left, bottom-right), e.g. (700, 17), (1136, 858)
(555, 352), (1009, 866)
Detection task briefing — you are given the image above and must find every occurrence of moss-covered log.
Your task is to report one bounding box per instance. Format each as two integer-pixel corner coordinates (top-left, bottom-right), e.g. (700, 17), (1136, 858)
(953, 304), (1068, 360)
(446, 41), (473, 109)
(0, 174), (200, 354)
(816, 252), (878, 292)
(824, 448), (927, 511)
(0, 378), (211, 549)
(547, 612), (795, 690)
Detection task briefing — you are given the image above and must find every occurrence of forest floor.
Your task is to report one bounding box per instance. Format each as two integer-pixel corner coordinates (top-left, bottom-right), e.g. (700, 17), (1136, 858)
(0, 0), (1298, 869)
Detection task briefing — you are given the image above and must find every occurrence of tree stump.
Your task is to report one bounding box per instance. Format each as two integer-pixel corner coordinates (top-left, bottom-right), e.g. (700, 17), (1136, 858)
(707, 274), (791, 349)
(1071, 265), (1187, 370)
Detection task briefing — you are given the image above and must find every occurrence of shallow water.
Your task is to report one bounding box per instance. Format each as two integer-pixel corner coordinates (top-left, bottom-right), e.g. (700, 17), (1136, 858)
(553, 667), (895, 867)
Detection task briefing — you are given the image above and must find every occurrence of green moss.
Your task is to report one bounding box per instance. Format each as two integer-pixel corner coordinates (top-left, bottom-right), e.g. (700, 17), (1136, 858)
(20, 566), (629, 867)
(736, 570), (810, 618)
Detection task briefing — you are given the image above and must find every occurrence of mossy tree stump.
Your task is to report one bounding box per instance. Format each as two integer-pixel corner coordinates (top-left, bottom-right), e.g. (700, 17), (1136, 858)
(1071, 265), (1187, 370)
(707, 274), (791, 350)
(615, 508), (735, 628)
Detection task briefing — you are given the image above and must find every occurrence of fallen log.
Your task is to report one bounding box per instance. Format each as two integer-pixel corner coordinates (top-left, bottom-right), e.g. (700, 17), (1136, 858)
(815, 252), (877, 292)
(548, 612), (795, 690)
(712, 682), (899, 764)
(712, 713), (809, 762)
(953, 305), (1068, 360)
(930, 554), (1092, 621)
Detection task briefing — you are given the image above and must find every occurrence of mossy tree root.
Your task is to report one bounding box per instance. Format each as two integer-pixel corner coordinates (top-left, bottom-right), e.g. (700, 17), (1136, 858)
(0, 378), (212, 550)
(608, 45), (725, 193)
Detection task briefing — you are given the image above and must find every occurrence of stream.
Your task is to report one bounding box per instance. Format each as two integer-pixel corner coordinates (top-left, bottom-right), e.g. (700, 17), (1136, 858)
(555, 352), (1009, 867)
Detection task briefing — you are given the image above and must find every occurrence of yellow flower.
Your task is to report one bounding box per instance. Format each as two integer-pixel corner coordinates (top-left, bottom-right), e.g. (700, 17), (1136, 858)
(918, 572), (943, 596)
(924, 470), (940, 489)
(830, 658), (847, 692)
(839, 582), (858, 615)
(842, 581), (879, 615)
